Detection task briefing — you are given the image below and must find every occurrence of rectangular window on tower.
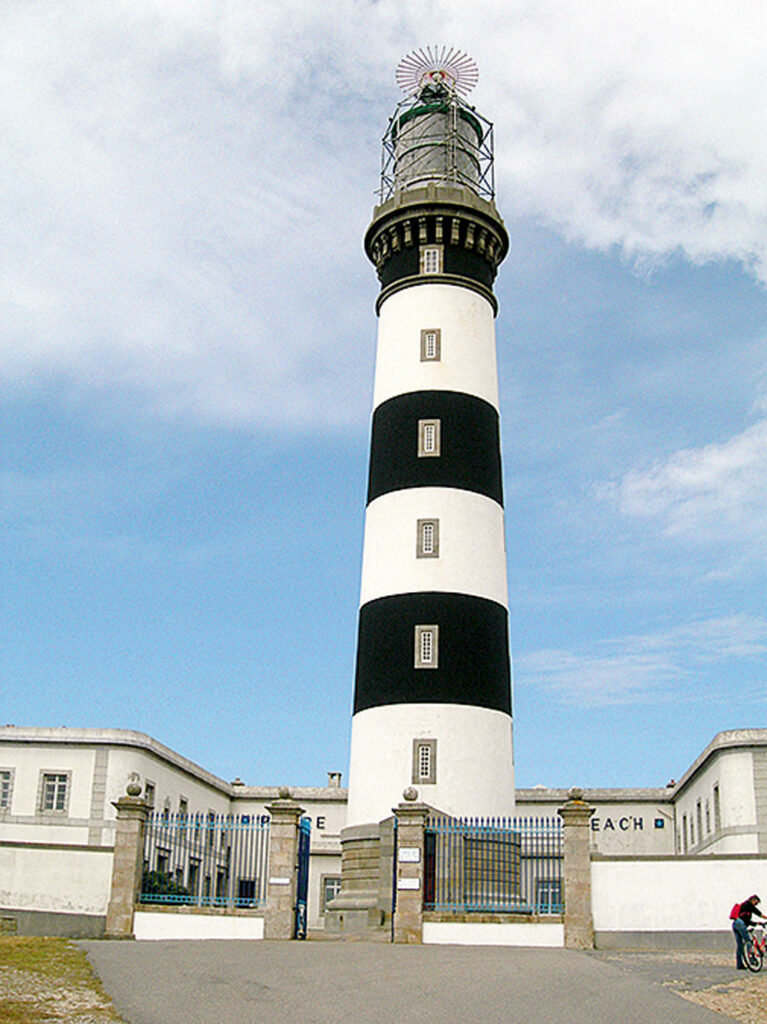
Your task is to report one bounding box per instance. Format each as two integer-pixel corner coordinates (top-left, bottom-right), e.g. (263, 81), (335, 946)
(418, 419), (441, 457)
(414, 625), (439, 669)
(420, 328), (442, 362)
(412, 739), (437, 784)
(420, 245), (443, 274)
(416, 518), (440, 558)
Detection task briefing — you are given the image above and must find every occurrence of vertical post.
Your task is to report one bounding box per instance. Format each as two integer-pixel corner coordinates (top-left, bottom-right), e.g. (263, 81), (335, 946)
(393, 788), (428, 944)
(105, 780), (150, 938)
(558, 787), (596, 949)
(264, 789), (305, 940)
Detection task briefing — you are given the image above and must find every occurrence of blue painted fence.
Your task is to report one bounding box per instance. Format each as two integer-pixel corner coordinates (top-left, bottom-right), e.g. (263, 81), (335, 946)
(140, 811), (271, 909)
(424, 815), (563, 913)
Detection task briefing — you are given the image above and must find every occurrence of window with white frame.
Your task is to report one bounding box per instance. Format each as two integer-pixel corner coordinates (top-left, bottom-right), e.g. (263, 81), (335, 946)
(414, 624), (439, 669)
(417, 518), (439, 558)
(40, 772), (69, 813)
(412, 738), (437, 784)
(0, 769), (13, 811)
(322, 875), (343, 913)
(418, 418), (441, 457)
(420, 328), (441, 362)
(421, 246), (443, 274)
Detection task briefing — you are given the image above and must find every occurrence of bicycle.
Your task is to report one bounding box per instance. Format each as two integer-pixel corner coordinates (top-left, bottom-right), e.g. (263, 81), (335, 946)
(745, 923), (765, 972)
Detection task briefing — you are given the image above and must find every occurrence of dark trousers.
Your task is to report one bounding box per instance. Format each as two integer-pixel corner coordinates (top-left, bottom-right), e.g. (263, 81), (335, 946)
(733, 917), (748, 967)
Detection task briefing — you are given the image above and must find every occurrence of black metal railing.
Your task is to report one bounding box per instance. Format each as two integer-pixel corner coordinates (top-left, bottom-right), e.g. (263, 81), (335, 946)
(140, 812), (270, 909)
(424, 815), (562, 913)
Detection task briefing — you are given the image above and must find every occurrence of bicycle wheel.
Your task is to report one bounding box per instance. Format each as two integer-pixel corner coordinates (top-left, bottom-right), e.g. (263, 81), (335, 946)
(745, 945), (763, 972)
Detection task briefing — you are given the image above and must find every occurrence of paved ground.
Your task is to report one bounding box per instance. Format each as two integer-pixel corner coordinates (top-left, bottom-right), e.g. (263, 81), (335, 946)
(81, 940), (738, 1024)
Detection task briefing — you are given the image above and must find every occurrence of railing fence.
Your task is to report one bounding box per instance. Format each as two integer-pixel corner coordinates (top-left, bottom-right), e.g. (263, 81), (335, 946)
(140, 812), (270, 909)
(424, 815), (562, 913)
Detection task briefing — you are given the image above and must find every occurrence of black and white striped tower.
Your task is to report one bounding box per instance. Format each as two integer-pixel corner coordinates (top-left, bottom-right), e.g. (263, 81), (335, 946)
(347, 50), (514, 827)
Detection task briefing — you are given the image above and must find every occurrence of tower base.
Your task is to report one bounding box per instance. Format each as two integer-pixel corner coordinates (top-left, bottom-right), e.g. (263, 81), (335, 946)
(324, 820), (396, 940)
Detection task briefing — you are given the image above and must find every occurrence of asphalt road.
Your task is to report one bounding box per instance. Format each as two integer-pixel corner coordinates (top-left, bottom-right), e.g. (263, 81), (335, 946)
(81, 940), (732, 1024)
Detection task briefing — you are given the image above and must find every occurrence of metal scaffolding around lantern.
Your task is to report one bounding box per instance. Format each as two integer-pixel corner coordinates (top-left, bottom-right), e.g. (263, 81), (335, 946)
(379, 47), (495, 203)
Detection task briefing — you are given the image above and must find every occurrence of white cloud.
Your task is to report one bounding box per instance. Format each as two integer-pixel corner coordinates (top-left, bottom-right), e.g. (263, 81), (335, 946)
(1, 1), (766, 427)
(602, 417), (767, 553)
(521, 613), (767, 705)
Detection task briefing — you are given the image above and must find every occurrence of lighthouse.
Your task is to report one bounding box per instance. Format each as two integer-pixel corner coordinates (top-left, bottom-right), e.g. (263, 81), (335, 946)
(346, 49), (514, 828)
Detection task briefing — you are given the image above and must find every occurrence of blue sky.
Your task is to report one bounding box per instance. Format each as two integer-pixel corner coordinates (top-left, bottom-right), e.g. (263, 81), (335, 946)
(2, 2), (766, 790)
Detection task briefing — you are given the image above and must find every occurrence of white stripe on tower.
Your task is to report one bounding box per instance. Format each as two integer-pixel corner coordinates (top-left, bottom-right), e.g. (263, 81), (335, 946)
(347, 68), (514, 828)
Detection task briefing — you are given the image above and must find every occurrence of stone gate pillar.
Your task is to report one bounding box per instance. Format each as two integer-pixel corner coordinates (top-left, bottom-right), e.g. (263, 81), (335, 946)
(105, 777), (150, 938)
(558, 787), (596, 949)
(393, 788), (429, 944)
(264, 789), (305, 940)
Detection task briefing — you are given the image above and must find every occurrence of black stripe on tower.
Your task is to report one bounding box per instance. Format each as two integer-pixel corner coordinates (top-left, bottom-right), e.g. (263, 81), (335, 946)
(378, 242), (495, 290)
(353, 592), (512, 715)
(367, 391), (503, 505)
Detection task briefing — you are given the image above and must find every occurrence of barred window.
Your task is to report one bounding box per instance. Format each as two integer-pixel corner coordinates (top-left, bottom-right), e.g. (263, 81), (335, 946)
(420, 328), (441, 362)
(417, 518), (439, 558)
(415, 625), (439, 669)
(41, 772), (69, 813)
(418, 419), (441, 457)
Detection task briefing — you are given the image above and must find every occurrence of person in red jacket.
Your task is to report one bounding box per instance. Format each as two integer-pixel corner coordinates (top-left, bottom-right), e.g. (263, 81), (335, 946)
(733, 895), (766, 968)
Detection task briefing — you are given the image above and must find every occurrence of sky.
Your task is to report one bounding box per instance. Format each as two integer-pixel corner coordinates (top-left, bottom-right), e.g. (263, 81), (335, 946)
(2, 1), (766, 791)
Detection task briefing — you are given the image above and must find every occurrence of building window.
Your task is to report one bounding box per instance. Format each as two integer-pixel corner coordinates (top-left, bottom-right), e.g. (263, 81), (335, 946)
(420, 245), (443, 274)
(420, 328), (441, 362)
(40, 772), (69, 814)
(322, 876), (343, 913)
(418, 418), (441, 457)
(414, 625), (439, 669)
(179, 797), (188, 817)
(713, 784), (721, 831)
(705, 800), (711, 835)
(0, 770), (13, 811)
(536, 880), (562, 913)
(416, 518), (440, 558)
(144, 782), (155, 807)
(696, 801), (703, 844)
(681, 814), (687, 853)
(412, 738), (437, 784)
(188, 860), (200, 896)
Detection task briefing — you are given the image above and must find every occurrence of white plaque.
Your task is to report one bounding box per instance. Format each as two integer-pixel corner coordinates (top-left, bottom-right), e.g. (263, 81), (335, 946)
(397, 877), (420, 890)
(269, 876), (290, 886)
(398, 847), (421, 863)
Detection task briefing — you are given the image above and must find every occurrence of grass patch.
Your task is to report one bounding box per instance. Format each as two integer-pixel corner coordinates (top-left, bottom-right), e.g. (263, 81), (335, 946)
(0, 937), (123, 1022)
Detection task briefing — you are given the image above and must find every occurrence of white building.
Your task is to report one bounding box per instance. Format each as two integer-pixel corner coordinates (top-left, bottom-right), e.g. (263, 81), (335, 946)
(1, 725), (765, 936)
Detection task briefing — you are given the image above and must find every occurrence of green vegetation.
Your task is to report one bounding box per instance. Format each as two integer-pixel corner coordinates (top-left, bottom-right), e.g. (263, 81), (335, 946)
(0, 937), (123, 1023)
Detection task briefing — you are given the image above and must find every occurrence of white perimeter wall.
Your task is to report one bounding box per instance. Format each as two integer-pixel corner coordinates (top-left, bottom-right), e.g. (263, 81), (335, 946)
(0, 845), (113, 916)
(423, 922), (563, 947)
(134, 910), (264, 940)
(593, 857), (767, 932)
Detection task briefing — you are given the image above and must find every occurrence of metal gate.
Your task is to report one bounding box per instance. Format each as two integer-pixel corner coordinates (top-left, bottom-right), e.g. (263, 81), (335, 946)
(293, 816), (311, 939)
